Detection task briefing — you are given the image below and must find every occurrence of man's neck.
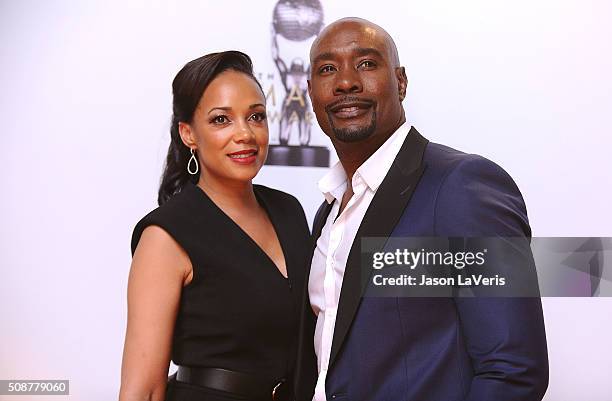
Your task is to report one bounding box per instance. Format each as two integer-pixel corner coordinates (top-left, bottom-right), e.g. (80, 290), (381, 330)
(333, 118), (406, 181)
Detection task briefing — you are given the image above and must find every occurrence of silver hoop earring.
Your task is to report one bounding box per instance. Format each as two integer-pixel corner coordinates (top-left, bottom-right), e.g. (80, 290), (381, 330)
(187, 148), (199, 175)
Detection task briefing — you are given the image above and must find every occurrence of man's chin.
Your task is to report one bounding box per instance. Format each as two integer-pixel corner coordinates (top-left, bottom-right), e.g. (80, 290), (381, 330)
(331, 125), (376, 143)
(327, 110), (377, 143)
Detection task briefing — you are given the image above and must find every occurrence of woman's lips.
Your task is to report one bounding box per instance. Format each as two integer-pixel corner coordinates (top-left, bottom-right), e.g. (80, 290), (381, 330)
(227, 149), (258, 164)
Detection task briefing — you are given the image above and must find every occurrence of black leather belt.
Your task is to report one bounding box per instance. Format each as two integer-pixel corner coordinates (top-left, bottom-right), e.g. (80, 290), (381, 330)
(175, 366), (291, 401)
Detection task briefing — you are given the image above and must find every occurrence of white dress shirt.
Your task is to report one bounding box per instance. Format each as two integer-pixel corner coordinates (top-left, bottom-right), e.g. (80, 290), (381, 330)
(308, 122), (412, 401)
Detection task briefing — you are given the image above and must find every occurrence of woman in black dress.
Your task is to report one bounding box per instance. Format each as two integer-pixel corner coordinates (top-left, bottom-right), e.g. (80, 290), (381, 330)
(119, 51), (310, 401)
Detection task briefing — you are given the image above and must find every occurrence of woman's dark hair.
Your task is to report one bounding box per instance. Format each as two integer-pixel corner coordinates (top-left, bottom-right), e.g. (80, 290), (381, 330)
(158, 50), (263, 205)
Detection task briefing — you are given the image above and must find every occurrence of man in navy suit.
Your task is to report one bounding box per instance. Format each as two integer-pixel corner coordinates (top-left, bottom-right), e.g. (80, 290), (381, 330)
(295, 17), (549, 401)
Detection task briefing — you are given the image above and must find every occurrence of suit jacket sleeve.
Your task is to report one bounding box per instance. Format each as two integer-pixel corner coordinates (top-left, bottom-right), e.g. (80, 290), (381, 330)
(434, 155), (549, 401)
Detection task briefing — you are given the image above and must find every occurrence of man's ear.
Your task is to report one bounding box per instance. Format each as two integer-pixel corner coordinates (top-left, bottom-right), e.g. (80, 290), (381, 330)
(396, 66), (408, 101)
(307, 78), (312, 99)
(178, 122), (197, 149)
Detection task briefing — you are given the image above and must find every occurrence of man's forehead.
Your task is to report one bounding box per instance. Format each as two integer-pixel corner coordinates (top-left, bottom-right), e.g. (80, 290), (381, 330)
(310, 19), (396, 63)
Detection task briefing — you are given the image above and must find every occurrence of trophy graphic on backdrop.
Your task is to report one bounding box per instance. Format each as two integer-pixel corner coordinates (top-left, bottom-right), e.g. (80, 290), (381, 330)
(272, 36), (311, 146)
(265, 0), (330, 167)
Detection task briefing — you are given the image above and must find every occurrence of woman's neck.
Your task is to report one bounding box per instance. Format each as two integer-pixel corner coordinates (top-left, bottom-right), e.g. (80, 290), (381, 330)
(197, 175), (258, 210)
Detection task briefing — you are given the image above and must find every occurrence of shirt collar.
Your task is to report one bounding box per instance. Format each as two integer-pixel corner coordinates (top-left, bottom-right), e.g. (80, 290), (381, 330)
(318, 121), (412, 203)
(318, 161), (347, 204)
(356, 121), (411, 192)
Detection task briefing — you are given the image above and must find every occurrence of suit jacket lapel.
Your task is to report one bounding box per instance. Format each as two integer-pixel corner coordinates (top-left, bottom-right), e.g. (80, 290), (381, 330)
(312, 201), (334, 246)
(328, 127), (429, 367)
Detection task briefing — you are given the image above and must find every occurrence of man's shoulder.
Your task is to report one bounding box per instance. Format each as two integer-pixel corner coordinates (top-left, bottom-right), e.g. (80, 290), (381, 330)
(418, 142), (529, 236)
(424, 141), (476, 168)
(422, 141), (514, 185)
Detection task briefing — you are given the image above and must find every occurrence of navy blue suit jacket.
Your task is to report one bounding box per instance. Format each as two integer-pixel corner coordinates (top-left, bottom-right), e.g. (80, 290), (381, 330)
(295, 127), (549, 401)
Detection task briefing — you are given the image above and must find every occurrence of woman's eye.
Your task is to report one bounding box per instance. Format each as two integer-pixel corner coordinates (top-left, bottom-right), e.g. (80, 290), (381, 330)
(249, 112), (267, 122)
(319, 65), (336, 74)
(211, 115), (229, 124)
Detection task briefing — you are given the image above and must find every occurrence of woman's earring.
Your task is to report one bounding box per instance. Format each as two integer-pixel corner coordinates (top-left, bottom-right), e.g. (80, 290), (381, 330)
(187, 148), (199, 175)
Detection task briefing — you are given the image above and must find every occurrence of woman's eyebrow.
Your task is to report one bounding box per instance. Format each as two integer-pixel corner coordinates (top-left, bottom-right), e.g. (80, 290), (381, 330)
(208, 106), (231, 114)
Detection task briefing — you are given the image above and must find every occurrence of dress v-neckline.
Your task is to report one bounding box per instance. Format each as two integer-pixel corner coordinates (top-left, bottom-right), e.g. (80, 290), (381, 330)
(191, 183), (289, 280)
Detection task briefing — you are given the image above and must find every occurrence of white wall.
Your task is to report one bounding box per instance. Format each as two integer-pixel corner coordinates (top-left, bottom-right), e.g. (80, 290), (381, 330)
(1, 1), (610, 400)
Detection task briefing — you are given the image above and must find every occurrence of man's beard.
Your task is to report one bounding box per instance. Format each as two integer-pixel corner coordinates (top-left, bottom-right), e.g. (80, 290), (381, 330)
(327, 109), (377, 143)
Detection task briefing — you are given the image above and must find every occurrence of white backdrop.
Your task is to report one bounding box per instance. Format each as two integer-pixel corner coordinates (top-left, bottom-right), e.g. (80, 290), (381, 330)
(1, 1), (611, 400)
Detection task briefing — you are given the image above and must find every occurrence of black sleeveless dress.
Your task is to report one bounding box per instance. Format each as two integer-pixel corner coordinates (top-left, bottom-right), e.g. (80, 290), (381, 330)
(131, 183), (311, 401)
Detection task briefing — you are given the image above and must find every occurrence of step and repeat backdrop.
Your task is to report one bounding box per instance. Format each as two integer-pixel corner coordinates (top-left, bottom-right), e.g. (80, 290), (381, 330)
(1, 0), (611, 400)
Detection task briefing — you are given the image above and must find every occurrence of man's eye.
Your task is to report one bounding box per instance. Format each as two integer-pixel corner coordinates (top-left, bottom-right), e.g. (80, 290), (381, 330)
(211, 115), (229, 124)
(358, 60), (376, 69)
(319, 65), (336, 74)
(249, 112), (267, 122)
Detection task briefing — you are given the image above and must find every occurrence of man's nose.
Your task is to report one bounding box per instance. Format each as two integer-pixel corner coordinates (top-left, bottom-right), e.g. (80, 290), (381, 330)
(333, 67), (363, 95)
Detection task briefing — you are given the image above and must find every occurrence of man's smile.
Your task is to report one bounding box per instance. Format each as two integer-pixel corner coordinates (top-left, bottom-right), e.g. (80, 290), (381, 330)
(326, 98), (375, 120)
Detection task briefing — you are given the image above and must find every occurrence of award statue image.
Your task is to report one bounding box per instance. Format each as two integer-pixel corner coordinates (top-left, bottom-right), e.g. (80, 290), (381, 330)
(267, 0), (330, 167)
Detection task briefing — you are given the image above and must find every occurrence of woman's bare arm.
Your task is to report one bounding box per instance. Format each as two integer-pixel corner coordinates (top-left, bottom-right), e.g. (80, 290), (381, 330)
(119, 226), (191, 401)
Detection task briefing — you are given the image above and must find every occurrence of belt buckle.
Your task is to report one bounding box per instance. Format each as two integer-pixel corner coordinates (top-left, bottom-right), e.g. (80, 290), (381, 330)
(271, 379), (285, 401)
